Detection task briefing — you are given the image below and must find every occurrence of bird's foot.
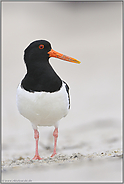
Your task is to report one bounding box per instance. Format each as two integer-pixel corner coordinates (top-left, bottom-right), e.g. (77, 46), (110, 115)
(32, 155), (42, 160)
(51, 152), (57, 157)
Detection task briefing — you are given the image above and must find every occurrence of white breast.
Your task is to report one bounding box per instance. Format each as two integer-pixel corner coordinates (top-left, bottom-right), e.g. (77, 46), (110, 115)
(16, 82), (69, 127)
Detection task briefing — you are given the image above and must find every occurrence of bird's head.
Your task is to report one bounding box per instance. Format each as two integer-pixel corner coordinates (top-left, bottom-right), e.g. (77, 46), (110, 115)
(24, 40), (52, 63)
(24, 40), (81, 66)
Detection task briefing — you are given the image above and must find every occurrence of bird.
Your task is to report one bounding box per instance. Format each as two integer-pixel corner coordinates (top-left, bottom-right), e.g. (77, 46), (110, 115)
(16, 40), (80, 160)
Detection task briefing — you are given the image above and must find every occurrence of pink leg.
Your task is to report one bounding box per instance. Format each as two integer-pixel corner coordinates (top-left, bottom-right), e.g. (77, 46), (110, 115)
(51, 127), (58, 157)
(32, 129), (42, 160)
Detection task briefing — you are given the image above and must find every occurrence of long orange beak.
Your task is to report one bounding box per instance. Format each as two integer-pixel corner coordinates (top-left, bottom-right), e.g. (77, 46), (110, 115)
(48, 49), (81, 64)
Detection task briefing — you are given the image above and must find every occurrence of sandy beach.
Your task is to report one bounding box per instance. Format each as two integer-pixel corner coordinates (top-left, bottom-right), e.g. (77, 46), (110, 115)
(2, 118), (122, 182)
(2, 1), (122, 183)
(2, 149), (123, 182)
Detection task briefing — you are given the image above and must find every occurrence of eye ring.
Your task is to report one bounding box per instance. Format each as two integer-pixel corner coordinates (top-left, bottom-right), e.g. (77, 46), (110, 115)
(39, 44), (44, 49)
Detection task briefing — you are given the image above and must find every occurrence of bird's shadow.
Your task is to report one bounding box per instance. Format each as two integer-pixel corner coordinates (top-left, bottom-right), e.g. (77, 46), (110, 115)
(39, 141), (86, 152)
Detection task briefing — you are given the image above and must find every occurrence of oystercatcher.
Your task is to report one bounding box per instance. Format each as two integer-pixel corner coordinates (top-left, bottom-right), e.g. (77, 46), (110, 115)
(16, 40), (80, 160)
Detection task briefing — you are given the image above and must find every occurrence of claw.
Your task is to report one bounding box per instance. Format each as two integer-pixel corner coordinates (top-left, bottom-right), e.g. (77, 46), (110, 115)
(32, 155), (42, 160)
(51, 152), (57, 157)
(51, 152), (56, 157)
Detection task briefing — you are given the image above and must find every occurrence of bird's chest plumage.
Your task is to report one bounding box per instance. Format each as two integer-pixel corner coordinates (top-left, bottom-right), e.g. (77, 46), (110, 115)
(16, 82), (69, 127)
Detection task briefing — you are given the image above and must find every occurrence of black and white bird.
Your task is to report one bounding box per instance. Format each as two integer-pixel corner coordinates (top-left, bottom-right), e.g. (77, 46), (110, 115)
(16, 40), (80, 160)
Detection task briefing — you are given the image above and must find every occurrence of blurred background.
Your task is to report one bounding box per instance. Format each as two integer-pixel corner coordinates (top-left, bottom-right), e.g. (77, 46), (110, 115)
(2, 1), (122, 162)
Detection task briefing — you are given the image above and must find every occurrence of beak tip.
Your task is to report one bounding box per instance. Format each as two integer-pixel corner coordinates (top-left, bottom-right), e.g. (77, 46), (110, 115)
(74, 60), (81, 64)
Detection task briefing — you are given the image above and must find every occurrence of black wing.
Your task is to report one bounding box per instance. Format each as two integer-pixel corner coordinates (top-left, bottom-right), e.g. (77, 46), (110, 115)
(63, 81), (70, 109)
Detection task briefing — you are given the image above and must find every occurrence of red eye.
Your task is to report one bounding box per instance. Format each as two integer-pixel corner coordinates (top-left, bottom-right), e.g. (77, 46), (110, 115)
(39, 44), (44, 49)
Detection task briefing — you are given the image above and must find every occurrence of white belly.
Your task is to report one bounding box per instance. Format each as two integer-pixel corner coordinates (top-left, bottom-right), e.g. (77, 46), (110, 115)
(16, 82), (69, 127)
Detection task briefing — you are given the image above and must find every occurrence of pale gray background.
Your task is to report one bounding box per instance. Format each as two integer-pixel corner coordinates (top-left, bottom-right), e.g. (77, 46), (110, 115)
(2, 1), (122, 182)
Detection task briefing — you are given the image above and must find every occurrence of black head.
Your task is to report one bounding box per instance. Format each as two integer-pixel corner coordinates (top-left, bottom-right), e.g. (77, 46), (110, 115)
(24, 40), (52, 64)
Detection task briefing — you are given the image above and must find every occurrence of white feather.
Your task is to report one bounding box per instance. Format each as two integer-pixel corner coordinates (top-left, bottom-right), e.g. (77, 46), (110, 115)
(16, 82), (69, 128)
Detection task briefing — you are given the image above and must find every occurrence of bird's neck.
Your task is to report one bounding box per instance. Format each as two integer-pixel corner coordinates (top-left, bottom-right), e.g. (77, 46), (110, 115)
(21, 61), (62, 92)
